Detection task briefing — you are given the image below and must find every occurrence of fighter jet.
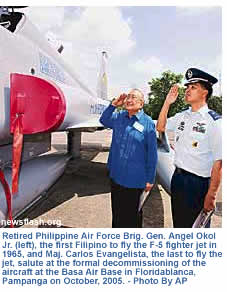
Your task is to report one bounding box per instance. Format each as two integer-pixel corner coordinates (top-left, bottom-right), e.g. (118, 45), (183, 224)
(0, 7), (109, 226)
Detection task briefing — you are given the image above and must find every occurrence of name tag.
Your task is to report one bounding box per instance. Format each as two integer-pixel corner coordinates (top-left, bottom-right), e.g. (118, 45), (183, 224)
(133, 121), (144, 132)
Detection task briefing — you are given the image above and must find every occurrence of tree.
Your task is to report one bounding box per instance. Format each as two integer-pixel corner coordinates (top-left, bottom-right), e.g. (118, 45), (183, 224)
(208, 95), (222, 115)
(144, 70), (222, 119)
(144, 71), (187, 119)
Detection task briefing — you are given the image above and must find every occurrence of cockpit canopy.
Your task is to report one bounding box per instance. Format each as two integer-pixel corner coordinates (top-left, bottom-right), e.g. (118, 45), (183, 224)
(0, 7), (26, 32)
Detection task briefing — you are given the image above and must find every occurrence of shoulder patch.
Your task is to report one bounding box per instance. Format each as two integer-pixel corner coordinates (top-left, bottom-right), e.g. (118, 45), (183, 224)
(208, 110), (222, 121)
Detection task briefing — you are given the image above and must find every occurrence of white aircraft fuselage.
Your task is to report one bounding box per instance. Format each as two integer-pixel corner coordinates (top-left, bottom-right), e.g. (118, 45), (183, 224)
(0, 12), (109, 145)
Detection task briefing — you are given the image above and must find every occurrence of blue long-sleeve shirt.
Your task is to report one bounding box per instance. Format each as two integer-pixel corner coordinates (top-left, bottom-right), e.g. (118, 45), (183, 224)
(100, 104), (158, 188)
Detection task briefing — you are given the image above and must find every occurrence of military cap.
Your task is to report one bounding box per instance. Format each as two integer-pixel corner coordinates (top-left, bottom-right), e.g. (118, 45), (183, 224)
(184, 68), (218, 86)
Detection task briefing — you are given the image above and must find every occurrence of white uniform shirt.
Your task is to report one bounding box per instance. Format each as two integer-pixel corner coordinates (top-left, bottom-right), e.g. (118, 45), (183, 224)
(167, 104), (222, 177)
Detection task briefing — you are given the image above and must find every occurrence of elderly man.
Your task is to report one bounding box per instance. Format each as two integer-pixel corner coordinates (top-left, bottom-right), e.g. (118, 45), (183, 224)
(157, 68), (222, 228)
(100, 89), (157, 228)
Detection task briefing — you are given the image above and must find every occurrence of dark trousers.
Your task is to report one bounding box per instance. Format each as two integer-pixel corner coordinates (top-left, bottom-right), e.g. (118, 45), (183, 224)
(170, 169), (210, 228)
(110, 179), (143, 228)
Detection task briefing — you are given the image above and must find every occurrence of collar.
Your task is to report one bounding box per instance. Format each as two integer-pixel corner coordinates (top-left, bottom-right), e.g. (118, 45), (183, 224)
(135, 109), (144, 120)
(125, 109), (144, 120)
(186, 104), (209, 117)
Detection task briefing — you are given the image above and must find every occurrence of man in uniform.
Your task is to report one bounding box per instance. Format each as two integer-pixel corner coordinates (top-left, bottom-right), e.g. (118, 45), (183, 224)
(157, 68), (222, 228)
(100, 89), (157, 228)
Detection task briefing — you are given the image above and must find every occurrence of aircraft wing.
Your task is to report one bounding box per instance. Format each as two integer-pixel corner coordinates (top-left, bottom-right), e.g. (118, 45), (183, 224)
(66, 117), (104, 130)
(154, 123), (175, 194)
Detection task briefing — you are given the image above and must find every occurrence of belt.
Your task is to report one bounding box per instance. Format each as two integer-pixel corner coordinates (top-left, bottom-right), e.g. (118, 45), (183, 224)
(175, 167), (191, 175)
(175, 167), (210, 179)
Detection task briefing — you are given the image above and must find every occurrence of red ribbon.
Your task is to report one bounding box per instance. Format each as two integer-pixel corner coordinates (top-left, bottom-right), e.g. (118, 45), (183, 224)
(12, 115), (23, 195)
(0, 170), (14, 228)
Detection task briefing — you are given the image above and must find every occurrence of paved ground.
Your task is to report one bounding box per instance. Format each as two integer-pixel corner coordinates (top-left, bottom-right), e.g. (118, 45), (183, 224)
(21, 130), (221, 228)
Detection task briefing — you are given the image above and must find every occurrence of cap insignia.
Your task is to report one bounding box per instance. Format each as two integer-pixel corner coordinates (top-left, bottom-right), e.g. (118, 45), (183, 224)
(187, 70), (193, 79)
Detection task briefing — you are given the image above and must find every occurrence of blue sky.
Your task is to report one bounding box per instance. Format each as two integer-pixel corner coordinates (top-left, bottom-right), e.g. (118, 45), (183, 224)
(23, 6), (221, 97)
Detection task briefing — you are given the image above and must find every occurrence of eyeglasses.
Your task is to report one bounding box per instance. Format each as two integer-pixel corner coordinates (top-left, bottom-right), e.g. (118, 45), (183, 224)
(126, 94), (141, 100)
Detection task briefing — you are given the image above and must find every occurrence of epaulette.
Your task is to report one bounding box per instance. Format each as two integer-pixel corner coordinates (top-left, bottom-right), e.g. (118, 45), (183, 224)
(208, 110), (222, 121)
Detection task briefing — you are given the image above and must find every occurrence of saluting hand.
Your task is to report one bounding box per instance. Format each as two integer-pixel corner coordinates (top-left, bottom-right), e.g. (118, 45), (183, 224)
(165, 84), (179, 105)
(112, 93), (127, 107)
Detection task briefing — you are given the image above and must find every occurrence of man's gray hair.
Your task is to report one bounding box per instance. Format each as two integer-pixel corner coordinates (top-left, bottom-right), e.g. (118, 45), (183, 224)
(132, 88), (144, 100)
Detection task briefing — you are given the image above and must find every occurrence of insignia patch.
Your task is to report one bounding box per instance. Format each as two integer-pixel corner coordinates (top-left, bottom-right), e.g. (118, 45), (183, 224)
(192, 141), (198, 147)
(177, 121), (185, 131)
(208, 110), (221, 121)
(192, 122), (206, 133)
(187, 69), (193, 79)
